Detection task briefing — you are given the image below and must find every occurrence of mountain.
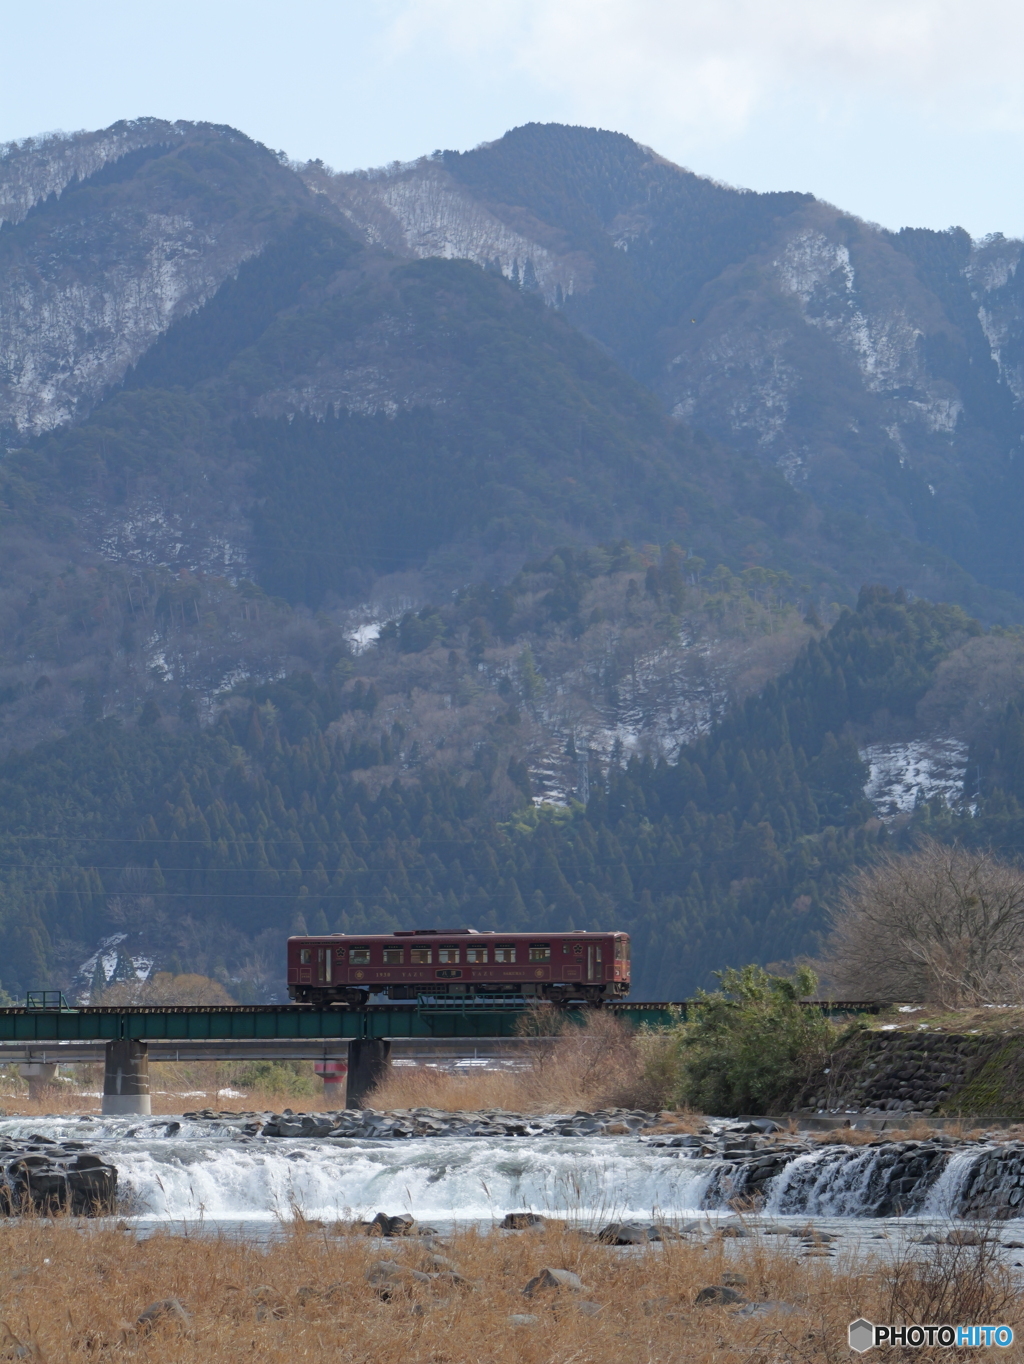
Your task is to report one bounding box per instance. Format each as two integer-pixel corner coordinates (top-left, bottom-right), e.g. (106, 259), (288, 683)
(315, 123), (1024, 611)
(4, 118), (1024, 998)
(0, 119), (857, 766)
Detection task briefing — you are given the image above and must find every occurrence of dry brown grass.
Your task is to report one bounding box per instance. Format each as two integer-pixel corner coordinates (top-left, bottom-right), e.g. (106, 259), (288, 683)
(866, 1003), (1024, 1035)
(370, 1010), (679, 1114)
(809, 1121), (944, 1147)
(0, 1064), (324, 1119)
(0, 1215), (1015, 1363)
(807, 1119), (1011, 1147)
(0, 1088), (329, 1119)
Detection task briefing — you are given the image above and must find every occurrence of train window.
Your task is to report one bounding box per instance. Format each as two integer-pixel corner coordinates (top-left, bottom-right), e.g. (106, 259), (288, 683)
(615, 938), (629, 962)
(438, 946), (460, 964)
(466, 946), (488, 964)
(299, 948), (312, 965)
(382, 947), (404, 964)
(493, 945), (516, 963)
(350, 947), (371, 964)
(410, 947), (432, 964)
(529, 943), (551, 962)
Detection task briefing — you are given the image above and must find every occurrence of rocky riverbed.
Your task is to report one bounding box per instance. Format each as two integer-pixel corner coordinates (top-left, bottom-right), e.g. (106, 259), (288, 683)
(0, 1134), (116, 1213)
(6, 1108), (1024, 1226)
(248, 1106), (667, 1139)
(175, 1105), (1024, 1222)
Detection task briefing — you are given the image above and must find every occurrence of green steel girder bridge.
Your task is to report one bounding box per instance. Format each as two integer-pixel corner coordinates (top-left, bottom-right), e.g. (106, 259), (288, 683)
(0, 1000), (680, 1044)
(0, 1000), (684, 1116)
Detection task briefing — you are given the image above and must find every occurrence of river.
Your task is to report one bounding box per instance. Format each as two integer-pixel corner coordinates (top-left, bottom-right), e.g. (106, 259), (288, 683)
(2, 1114), (1021, 1253)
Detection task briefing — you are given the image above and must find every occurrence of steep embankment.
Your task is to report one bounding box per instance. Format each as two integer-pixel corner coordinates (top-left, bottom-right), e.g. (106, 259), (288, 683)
(799, 1027), (1024, 1120)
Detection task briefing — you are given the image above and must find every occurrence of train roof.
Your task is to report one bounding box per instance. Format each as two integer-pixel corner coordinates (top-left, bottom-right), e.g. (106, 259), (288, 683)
(287, 928), (627, 938)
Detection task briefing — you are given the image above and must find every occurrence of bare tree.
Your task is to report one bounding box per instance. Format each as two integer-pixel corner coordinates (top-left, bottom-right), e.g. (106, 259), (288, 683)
(826, 839), (1024, 1006)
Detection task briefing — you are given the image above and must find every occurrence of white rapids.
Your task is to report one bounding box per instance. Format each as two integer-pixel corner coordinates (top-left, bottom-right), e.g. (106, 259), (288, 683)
(0, 1118), (717, 1228)
(0, 1117), (1016, 1240)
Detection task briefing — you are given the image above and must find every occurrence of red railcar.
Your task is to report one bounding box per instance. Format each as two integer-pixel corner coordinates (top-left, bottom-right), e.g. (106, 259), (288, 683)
(286, 928), (630, 1006)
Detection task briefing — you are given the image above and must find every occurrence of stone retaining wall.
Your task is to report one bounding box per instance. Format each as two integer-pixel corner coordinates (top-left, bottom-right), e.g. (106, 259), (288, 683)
(796, 1032), (1024, 1119)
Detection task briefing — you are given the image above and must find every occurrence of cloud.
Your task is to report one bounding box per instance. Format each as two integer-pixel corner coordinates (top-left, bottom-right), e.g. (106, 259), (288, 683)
(385, 0), (1024, 145)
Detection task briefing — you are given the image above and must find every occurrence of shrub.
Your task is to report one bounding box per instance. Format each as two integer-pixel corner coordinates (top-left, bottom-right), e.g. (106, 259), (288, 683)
(827, 839), (1024, 1006)
(670, 964), (847, 1116)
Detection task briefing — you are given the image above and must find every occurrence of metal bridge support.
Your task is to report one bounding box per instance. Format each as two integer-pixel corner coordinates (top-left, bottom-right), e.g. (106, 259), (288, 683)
(19, 1062), (57, 1102)
(102, 1039), (151, 1116)
(346, 1038), (391, 1109)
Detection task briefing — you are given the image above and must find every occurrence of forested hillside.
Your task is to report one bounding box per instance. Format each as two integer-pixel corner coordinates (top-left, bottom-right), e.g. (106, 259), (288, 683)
(325, 123), (1024, 612)
(1, 586), (1014, 1001)
(6, 120), (1024, 1003)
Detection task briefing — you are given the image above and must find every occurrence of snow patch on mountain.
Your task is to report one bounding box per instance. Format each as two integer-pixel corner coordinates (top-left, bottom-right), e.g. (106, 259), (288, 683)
(969, 238), (1024, 405)
(73, 934), (154, 1003)
(0, 210), (263, 436)
(302, 162), (588, 306)
(670, 326), (796, 455)
(775, 230), (944, 411)
(0, 119), (186, 228)
(861, 737), (968, 818)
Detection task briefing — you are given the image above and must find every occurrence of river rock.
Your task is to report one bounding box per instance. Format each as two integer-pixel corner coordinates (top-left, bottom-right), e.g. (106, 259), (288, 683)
(366, 1261), (433, 1295)
(946, 1228), (984, 1245)
(137, 1298), (190, 1330)
(523, 1267), (584, 1296)
(0, 1145), (117, 1215)
(695, 1285), (745, 1305)
(598, 1222), (654, 1245)
(503, 1212), (545, 1229)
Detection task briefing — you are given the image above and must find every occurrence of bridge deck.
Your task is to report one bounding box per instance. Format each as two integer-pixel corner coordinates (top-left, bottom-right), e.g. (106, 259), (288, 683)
(0, 1002), (682, 1043)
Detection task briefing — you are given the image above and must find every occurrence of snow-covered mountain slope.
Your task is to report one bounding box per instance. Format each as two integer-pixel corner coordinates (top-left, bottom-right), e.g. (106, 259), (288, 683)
(862, 737), (969, 819)
(303, 158), (587, 306)
(304, 125), (1024, 607)
(0, 122), (311, 438)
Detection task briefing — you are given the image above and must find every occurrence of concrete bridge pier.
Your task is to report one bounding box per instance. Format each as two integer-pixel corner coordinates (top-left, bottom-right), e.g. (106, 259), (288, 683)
(102, 1039), (151, 1116)
(346, 1039), (391, 1109)
(19, 1062), (57, 1101)
(314, 1058), (349, 1106)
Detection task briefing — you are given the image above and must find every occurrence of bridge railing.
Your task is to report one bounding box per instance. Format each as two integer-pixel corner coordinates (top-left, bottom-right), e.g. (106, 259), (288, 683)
(25, 991), (72, 1011)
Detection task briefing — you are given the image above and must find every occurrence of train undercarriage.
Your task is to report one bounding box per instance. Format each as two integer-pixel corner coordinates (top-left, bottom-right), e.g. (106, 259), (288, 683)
(289, 981), (629, 1008)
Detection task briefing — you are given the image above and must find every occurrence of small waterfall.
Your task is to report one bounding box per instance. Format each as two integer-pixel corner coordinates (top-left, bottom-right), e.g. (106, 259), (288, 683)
(921, 1150), (982, 1217)
(764, 1146), (892, 1217)
(758, 1141), (1024, 1220)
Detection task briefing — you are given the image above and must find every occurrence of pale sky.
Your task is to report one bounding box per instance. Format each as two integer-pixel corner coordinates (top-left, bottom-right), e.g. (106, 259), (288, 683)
(1, 0), (1022, 237)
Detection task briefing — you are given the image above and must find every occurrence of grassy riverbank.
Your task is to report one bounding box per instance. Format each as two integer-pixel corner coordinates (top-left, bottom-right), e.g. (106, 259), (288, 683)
(0, 1060), (323, 1118)
(0, 1216), (1017, 1362)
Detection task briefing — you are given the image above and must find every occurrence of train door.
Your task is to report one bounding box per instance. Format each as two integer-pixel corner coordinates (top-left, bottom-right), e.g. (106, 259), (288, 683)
(586, 943), (602, 983)
(317, 946), (332, 985)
